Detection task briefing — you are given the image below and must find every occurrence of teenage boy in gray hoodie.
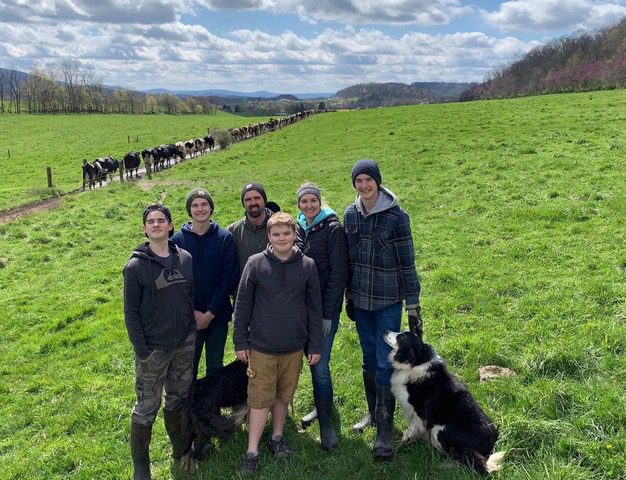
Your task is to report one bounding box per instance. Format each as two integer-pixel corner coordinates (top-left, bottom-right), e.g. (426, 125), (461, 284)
(233, 212), (323, 475)
(123, 204), (196, 479)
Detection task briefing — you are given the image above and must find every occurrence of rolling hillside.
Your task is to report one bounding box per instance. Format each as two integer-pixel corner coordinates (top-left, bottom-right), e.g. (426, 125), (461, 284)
(0, 90), (624, 479)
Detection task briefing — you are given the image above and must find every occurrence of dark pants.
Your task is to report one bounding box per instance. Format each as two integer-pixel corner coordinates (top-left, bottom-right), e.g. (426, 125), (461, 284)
(193, 323), (228, 379)
(131, 332), (195, 426)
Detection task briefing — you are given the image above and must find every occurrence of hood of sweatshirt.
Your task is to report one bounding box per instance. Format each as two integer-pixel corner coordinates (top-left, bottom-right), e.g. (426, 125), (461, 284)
(355, 186), (398, 218)
(179, 220), (218, 237)
(297, 207), (337, 233)
(130, 241), (181, 266)
(263, 245), (304, 286)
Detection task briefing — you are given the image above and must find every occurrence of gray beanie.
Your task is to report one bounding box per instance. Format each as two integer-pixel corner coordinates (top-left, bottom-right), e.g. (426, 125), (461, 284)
(296, 182), (321, 204)
(186, 188), (214, 216)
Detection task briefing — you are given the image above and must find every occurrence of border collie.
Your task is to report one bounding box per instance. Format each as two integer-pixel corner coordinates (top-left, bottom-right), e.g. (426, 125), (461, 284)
(384, 330), (503, 475)
(188, 359), (249, 459)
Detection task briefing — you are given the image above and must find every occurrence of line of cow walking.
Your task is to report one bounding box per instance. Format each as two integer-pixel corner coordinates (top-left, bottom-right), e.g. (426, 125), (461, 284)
(81, 109), (321, 190)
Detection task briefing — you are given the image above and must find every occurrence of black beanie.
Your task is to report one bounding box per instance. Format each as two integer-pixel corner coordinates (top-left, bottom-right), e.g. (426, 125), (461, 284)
(241, 182), (267, 205)
(186, 188), (214, 216)
(351, 159), (382, 187)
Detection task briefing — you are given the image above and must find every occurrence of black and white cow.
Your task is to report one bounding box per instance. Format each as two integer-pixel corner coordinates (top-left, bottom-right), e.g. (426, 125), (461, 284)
(123, 151), (141, 179)
(94, 156), (119, 181)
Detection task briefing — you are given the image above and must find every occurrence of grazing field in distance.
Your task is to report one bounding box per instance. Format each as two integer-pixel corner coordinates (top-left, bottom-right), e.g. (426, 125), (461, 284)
(0, 89), (624, 479)
(0, 111), (271, 211)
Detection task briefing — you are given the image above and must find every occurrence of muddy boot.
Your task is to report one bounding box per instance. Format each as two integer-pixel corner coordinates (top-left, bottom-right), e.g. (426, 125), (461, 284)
(352, 370), (376, 432)
(373, 385), (395, 459)
(130, 422), (152, 480)
(163, 407), (192, 460)
(315, 397), (339, 451)
(301, 407), (318, 429)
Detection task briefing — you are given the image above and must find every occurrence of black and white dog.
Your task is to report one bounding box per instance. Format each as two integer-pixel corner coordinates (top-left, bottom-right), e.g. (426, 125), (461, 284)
(384, 330), (503, 475)
(188, 359), (249, 459)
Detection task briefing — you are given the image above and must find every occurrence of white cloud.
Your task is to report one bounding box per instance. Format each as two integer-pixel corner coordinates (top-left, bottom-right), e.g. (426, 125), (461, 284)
(0, 11), (539, 92)
(0, 0), (189, 24)
(199, 0), (470, 25)
(482, 0), (626, 33)
(3, 1), (610, 92)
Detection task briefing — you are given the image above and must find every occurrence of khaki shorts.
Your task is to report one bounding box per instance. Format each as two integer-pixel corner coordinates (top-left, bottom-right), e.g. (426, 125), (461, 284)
(247, 349), (303, 409)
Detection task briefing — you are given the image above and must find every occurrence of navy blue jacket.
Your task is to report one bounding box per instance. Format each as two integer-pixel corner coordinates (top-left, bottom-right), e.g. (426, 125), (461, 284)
(172, 221), (239, 327)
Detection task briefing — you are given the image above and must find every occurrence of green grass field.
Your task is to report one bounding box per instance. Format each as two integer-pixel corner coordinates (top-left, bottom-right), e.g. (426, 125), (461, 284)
(0, 111), (271, 212)
(0, 90), (625, 479)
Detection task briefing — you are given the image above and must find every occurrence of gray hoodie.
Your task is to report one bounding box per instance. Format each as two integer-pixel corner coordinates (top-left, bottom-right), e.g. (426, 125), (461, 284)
(233, 245), (323, 355)
(123, 241), (195, 359)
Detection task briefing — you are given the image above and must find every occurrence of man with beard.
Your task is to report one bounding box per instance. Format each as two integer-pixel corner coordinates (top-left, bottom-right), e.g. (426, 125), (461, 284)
(228, 182), (274, 279)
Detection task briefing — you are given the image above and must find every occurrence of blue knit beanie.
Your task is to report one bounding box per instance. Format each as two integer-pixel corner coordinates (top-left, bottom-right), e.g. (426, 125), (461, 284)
(351, 159), (382, 187)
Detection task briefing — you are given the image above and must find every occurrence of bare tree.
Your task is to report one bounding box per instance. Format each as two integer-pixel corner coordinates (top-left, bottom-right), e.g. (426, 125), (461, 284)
(62, 59), (82, 113)
(8, 69), (24, 113)
(0, 69), (7, 113)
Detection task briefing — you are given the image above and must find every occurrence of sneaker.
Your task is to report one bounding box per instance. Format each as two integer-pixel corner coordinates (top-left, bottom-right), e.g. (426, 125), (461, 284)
(268, 435), (293, 459)
(240, 452), (260, 475)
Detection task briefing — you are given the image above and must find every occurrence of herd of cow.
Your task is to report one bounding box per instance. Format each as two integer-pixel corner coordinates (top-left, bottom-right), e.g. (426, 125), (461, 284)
(81, 109), (320, 190)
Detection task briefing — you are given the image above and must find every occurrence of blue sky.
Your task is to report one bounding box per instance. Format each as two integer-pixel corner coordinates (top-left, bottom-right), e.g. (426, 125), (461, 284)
(1, 1), (625, 94)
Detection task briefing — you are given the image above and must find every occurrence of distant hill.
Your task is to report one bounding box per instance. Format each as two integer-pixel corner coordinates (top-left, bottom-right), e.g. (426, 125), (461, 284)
(142, 88), (333, 100)
(334, 81), (474, 107)
(461, 16), (626, 100)
(0, 68), (28, 82)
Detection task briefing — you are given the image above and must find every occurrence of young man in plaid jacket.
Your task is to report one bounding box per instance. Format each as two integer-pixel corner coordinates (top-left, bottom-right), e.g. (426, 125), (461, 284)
(343, 159), (422, 459)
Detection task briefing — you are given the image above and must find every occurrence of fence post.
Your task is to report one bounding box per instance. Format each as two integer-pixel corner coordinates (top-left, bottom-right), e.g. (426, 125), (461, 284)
(47, 167), (53, 188)
(120, 163), (124, 183)
(128, 135), (130, 144)
(7, 149), (10, 158)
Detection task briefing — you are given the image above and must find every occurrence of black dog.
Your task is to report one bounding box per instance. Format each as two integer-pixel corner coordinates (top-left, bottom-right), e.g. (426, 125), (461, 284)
(188, 359), (249, 459)
(384, 330), (503, 475)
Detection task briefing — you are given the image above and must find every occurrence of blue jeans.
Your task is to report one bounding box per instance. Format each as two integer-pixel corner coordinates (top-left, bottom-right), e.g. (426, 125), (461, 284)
(309, 313), (340, 401)
(354, 303), (402, 387)
(193, 323), (228, 379)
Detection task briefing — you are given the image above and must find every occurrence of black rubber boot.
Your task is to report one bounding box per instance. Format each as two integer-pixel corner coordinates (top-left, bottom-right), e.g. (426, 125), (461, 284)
(163, 407), (192, 460)
(130, 422), (152, 480)
(372, 385), (395, 459)
(352, 370), (376, 432)
(315, 397), (339, 451)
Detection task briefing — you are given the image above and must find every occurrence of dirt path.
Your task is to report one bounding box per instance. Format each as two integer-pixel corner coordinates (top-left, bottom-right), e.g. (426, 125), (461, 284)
(0, 195), (66, 225)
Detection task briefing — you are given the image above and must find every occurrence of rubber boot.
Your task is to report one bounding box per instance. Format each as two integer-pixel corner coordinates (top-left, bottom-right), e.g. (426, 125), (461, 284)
(163, 407), (192, 460)
(130, 422), (152, 480)
(315, 397), (339, 451)
(352, 370), (376, 432)
(372, 385), (395, 459)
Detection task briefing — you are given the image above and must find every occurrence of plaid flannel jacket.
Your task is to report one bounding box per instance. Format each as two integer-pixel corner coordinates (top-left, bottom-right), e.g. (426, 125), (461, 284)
(344, 199), (420, 311)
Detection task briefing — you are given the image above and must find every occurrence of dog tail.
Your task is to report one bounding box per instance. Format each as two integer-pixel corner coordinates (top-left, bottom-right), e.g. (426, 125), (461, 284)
(486, 451), (504, 473)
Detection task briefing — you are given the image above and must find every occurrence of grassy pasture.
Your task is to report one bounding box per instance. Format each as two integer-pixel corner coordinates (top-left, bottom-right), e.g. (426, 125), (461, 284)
(0, 111), (271, 212)
(0, 90), (625, 479)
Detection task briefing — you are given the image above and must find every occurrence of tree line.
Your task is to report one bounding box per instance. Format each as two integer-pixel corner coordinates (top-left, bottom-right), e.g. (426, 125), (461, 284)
(461, 17), (626, 101)
(0, 60), (218, 115)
